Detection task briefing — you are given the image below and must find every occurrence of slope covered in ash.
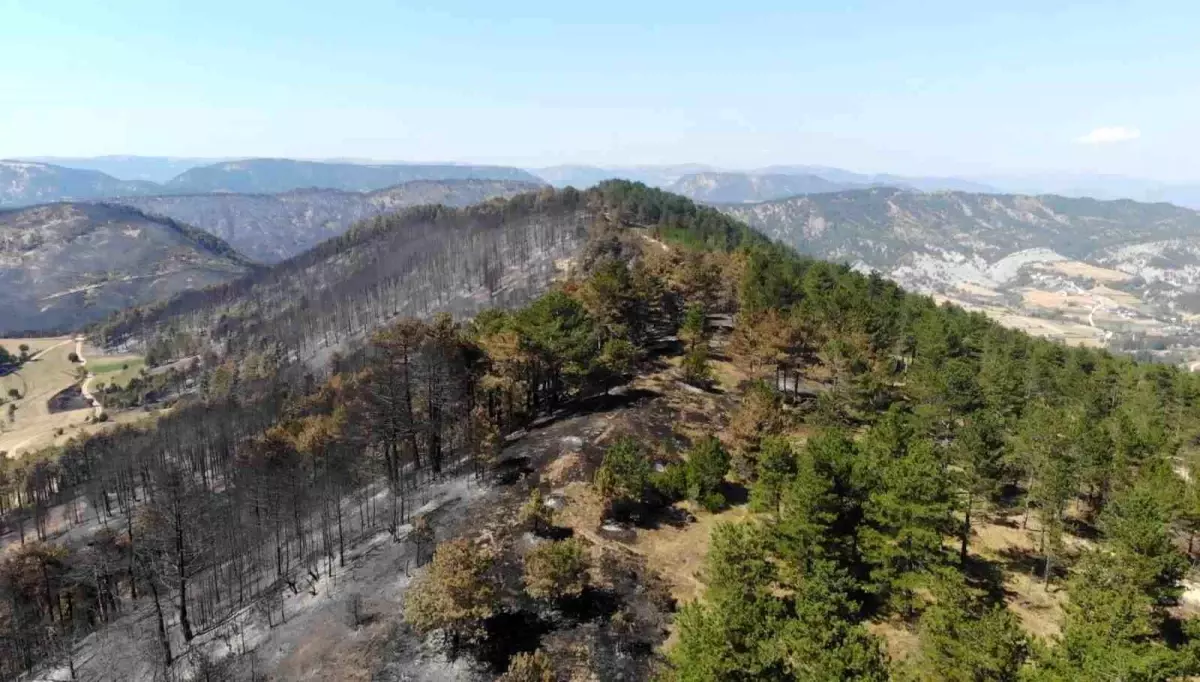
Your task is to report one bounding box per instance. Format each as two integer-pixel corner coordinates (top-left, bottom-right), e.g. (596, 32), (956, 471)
(114, 179), (544, 263)
(0, 203), (253, 333)
(93, 187), (598, 358)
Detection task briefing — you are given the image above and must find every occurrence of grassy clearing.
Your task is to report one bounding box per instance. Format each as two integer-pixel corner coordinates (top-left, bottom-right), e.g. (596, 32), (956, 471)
(0, 338), (151, 458)
(89, 356), (145, 389)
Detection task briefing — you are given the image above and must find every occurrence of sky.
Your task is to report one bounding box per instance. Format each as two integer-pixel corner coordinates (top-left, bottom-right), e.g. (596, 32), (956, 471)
(1, 0), (1197, 180)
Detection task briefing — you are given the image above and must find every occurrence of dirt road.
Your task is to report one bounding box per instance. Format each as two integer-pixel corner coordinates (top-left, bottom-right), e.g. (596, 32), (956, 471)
(75, 336), (104, 419)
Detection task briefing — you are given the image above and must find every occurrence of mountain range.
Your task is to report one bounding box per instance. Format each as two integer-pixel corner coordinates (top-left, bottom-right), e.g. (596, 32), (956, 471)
(15, 156), (1200, 210)
(531, 164), (1200, 210)
(113, 179), (542, 262)
(0, 203), (253, 333)
(162, 158), (542, 194)
(0, 158), (544, 208)
(22, 156), (229, 183)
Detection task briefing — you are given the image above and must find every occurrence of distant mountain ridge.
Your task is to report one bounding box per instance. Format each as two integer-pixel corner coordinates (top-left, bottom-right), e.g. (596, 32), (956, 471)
(21, 156), (228, 183)
(0, 161), (159, 207)
(665, 172), (872, 203)
(0, 203), (253, 333)
(1, 158), (545, 208)
(113, 179), (543, 263)
(529, 164), (999, 201)
(165, 158), (544, 194)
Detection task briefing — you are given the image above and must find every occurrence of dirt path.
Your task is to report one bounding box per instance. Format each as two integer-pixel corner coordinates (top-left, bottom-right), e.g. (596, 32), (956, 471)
(30, 338), (73, 361)
(76, 336), (103, 419)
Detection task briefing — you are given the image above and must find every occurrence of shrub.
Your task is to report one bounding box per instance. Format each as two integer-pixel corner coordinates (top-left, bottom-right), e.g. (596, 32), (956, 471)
(651, 463), (688, 502)
(681, 346), (713, 387)
(500, 650), (555, 682)
(594, 438), (652, 509)
(404, 539), (497, 643)
(524, 538), (590, 601)
(518, 488), (555, 536)
(685, 436), (730, 508)
(68, 352), (80, 363)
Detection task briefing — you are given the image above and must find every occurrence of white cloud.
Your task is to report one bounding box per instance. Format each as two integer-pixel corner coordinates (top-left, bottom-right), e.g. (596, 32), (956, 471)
(1076, 126), (1142, 145)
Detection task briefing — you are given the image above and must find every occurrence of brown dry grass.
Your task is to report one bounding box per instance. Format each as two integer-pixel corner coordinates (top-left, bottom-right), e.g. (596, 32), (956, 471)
(1046, 260), (1131, 284)
(544, 451), (588, 487)
(867, 618), (922, 665)
(0, 337), (155, 458)
(969, 514), (1071, 640)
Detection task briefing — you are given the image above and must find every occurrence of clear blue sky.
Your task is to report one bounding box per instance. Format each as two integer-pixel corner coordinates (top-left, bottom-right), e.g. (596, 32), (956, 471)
(1, 0), (1196, 179)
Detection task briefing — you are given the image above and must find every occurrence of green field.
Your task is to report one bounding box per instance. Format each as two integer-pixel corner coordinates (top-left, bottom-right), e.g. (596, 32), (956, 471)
(89, 357), (146, 390)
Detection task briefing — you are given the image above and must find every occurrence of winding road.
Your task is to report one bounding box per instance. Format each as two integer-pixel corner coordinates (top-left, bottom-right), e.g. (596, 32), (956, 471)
(75, 336), (104, 419)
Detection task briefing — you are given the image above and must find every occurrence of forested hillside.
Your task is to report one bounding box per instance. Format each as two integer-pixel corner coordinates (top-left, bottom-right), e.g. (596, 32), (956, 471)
(4, 182), (1200, 680)
(92, 187), (594, 363)
(113, 179), (543, 263)
(0, 203), (253, 334)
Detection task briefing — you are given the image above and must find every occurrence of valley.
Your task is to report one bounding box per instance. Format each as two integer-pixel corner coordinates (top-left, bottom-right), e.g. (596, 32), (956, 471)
(721, 188), (1200, 361)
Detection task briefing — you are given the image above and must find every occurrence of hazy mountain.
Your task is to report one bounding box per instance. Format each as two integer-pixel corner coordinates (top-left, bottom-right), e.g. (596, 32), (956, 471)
(0, 161), (159, 207)
(529, 164), (717, 188)
(530, 163), (999, 195)
(22, 156), (224, 183)
(666, 172), (868, 203)
(165, 158), (544, 194)
(977, 174), (1200, 210)
(0, 203), (253, 333)
(113, 179), (543, 263)
(753, 165), (998, 193)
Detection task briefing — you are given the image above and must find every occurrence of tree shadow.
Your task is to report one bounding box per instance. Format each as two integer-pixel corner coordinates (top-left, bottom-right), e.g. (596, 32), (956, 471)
(718, 481), (750, 507)
(557, 586), (621, 623)
(613, 501), (695, 531)
(490, 456), (535, 486)
(523, 388), (661, 433)
(1160, 614), (1189, 647)
(961, 554), (1010, 606)
(475, 610), (554, 674)
(997, 546), (1066, 583)
(1063, 516), (1102, 541)
(537, 524), (576, 541)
